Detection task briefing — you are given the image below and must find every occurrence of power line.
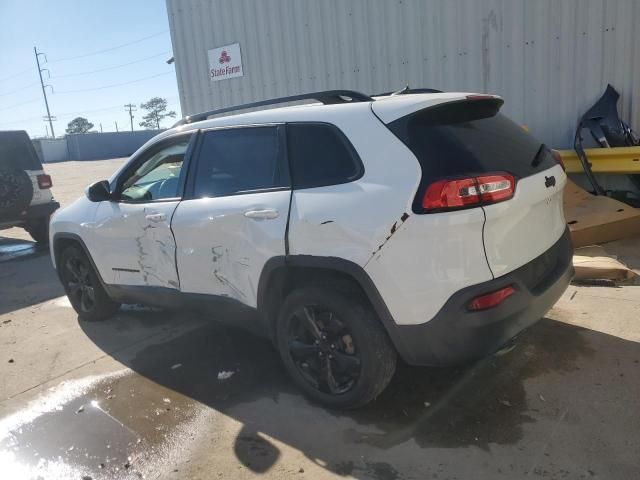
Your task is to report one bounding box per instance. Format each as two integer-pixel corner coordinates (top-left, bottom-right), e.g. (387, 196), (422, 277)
(56, 104), (126, 118)
(0, 81), (41, 97)
(49, 31), (169, 62)
(55, 72), (173, 94)
(0, 96), (179, 126)
(0, 67), (33, 83)
(52, 52), (171, 79)
(0, 97), (41, 112)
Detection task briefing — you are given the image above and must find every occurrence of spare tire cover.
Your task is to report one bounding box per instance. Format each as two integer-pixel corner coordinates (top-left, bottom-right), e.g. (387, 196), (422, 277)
(0, 166), (33, 218)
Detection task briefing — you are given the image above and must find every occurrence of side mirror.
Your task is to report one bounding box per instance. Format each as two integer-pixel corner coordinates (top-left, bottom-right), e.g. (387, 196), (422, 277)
(85, 180), (112, 202)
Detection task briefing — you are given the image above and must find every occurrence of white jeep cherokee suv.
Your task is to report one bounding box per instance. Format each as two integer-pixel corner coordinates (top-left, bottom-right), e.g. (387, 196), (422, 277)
(50, 90), (572, 408)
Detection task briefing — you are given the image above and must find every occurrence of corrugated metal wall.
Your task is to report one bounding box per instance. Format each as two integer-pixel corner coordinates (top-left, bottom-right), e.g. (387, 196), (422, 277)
(65, 131), (164, 161)
(167, 0), (640, 148)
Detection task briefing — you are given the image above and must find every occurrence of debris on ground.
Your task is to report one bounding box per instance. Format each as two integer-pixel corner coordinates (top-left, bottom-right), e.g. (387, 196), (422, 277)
(499, 399), (512, 407)
(573, 245), (637, 284)
(217, 370), (235, 381)
(170, 363), (182, 370)
(8, 359), (14, 363)
(564, 179), (640, 248)
(163, 397), (171, 404)
(424, 401), (431, 408)
(76, 405), (85, 414)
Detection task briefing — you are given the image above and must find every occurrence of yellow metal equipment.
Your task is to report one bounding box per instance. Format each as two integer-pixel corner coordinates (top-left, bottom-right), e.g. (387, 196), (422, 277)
(557, 147), (640, 174)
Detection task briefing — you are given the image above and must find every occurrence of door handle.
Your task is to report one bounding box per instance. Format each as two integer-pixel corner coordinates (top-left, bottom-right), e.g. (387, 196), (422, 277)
(145, 212), (167, 222)
(244, 208), (279, 220)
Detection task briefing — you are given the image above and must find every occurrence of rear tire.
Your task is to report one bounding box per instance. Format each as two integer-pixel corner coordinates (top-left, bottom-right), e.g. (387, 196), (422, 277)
(25, 217), (50, 244)
(59, 245), (119, 321)
(276, 286), (397, 409)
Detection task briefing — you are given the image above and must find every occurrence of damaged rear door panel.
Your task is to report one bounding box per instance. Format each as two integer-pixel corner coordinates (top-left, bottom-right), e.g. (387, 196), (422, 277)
(171, 125), (291, 306)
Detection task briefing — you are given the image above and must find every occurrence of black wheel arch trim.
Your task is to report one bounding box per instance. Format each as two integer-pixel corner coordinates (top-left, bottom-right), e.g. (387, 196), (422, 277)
(257, 255), (414, 360)
(52, 232), (109, 289)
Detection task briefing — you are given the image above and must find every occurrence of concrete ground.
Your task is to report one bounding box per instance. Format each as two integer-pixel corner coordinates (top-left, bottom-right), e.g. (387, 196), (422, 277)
(1, 159), (639, 480)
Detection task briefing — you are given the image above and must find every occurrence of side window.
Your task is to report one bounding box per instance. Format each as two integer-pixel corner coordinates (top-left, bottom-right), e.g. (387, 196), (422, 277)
(193, 126), (288, 198)
(120, 137), (191, 202)
(287, 123), (363, 189)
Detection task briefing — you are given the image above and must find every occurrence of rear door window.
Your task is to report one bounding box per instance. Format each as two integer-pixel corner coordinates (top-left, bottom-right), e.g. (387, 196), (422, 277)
(388, 100), (555, 184)
(286, 123), (363, 189)
(192, 126), (288, 198)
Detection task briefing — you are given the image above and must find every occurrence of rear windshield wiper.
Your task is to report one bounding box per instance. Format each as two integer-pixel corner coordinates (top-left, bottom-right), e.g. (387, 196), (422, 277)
(530, 144), (547, 168)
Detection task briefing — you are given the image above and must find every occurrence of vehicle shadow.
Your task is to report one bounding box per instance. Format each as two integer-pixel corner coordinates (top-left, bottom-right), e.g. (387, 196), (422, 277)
(78, 309), (640, 478)
(0, 236), (63, 316)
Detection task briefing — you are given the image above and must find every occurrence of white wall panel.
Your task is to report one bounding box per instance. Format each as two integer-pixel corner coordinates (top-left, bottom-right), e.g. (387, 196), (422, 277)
(167, 0), (640, 148)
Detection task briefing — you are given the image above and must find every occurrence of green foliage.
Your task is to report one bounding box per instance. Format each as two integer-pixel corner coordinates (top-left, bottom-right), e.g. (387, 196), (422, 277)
(139, 97), (176, 129)
(65, 117), (94, 134)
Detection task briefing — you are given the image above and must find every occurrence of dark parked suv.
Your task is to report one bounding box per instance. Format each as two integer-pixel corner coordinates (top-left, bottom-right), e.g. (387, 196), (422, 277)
(0, 130), (59, 243)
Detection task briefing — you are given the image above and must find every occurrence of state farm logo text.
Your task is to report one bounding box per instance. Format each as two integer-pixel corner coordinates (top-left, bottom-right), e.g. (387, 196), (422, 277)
(208, 43), (243, 81)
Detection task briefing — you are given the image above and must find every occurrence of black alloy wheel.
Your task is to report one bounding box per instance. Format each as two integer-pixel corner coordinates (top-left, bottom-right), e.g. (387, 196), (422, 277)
(63, 253), (96, 313)
(286, 304), (361, 395)
(59, 245), (119, 321)
(277, 286), (397, 408)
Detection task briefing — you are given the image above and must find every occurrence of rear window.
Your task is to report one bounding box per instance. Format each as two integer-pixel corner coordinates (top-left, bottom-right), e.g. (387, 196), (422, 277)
(388, 100), (555, 184)
(0, 131), (41, 170)
(287, 123), (363, 189)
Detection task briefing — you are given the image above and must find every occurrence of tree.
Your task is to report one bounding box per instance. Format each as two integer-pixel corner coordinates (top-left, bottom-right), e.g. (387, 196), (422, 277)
(139, 97), (176, 129)
(66, 117), (94, 134)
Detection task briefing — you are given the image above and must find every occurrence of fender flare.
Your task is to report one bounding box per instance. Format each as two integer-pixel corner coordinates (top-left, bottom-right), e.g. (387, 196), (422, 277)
(52, 232), (109, 288)
(257, 255), (412, 358)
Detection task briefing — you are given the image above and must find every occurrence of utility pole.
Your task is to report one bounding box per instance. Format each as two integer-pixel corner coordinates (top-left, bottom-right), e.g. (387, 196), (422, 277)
(124, 104), (137, 131)
(34, 47), (55, 138)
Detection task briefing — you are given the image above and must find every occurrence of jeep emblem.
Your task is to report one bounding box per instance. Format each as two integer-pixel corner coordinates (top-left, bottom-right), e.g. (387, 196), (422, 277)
(545, 175), (556, 188)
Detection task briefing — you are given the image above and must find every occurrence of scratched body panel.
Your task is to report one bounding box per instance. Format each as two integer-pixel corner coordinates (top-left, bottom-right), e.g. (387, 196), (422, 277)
(86, 200), (181, 288)
(171, 190), (291, 306)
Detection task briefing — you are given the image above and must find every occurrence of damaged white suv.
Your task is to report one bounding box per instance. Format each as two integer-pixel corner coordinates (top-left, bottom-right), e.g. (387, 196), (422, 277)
(50, 90), (572, 408)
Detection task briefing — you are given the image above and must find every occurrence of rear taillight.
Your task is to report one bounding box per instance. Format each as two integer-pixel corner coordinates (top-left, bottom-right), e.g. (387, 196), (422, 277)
(551, 149), (565, 171)
(37, 174), (52, 189)
(468, 285), (515, 311)
(422, 173), (515, 210)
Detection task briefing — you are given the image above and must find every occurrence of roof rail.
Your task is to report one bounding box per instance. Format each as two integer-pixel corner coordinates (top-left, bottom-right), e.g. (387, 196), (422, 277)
(374, 86), (443, 96)
(173, 89), (373, 127)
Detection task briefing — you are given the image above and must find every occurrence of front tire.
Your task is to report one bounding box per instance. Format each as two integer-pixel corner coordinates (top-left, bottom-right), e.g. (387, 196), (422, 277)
(276, 286), (397, 409)
(59, 245), (119, 321)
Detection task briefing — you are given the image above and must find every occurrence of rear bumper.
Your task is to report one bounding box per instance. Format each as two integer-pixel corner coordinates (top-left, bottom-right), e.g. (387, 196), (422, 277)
(0, 201), (60, 228)
(391, 228), (573, 366)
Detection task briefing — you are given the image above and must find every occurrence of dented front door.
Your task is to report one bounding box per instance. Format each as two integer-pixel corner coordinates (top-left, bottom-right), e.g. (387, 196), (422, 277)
(92, 200), (181, 288)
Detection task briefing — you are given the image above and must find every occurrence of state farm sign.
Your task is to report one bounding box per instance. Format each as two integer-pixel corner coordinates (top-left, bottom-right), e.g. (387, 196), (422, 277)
(208, 43), (243, 81)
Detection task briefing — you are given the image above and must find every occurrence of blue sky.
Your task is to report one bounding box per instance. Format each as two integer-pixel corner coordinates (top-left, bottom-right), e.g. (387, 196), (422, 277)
(0, 0), (180, 138)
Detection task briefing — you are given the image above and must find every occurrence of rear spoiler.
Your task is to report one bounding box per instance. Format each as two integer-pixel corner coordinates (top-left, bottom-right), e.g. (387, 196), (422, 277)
(371, 93), (503, 124)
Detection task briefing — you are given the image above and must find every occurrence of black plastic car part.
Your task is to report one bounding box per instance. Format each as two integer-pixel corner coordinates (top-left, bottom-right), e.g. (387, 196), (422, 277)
(574, 84), (640, 202)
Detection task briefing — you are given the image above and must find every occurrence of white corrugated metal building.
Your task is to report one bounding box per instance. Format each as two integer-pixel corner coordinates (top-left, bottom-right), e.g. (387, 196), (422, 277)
(166, 0), (640, 148)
